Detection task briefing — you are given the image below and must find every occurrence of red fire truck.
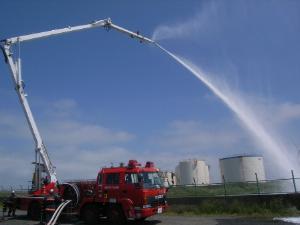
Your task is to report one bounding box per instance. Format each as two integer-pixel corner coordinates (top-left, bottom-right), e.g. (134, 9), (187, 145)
(16, 160), (167, 224)
(1, 19), (166, 224)
(72, 160), (167, 224)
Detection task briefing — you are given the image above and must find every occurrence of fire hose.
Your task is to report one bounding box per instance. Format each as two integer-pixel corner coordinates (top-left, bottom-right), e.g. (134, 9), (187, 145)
(46, 200), (72, 225)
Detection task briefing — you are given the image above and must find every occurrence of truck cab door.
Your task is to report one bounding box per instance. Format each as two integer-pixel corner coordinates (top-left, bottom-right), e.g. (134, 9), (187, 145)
(121, 173), (141, 204)
(103, 173), (120, 204)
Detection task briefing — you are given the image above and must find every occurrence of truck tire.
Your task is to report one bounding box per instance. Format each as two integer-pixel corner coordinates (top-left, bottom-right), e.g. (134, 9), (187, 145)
(135, 217), (146, 222)
(82, 204), (99, 225)
(108, 205), (127, 225)
(27, 201), (41, 220)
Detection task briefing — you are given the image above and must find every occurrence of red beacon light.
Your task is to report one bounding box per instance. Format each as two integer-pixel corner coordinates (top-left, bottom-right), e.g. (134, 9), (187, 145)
(145, 161), (154, 168)
(128, 160), (141, 168)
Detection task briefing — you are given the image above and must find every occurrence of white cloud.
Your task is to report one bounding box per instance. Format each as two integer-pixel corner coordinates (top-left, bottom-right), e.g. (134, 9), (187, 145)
(156, 120), (245, 150)
(42, 99), (135, 145)
(274, 102), (300, 124)
(52, 99), (77, 111)
(0, 152), (33, 187)
(48, 99), (78, 118)
(0, 99), (135, 146)
(152, 2), (219, 41)
(42, 120), (135, 146)
(0, 111), (31, 140)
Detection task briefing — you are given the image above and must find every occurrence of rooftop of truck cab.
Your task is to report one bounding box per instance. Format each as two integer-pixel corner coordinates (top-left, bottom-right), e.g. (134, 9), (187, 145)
(99, 166), (159, 174)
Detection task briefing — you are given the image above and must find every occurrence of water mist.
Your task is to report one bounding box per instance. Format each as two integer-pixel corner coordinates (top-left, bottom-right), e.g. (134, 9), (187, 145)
(154, 43), (298, 177)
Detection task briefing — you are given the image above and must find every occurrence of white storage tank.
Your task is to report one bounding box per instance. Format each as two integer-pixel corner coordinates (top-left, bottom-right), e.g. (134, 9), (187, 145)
(219, 155), (266, 182)
(160, 171), (177, 186)
(175, 159), (210, 185)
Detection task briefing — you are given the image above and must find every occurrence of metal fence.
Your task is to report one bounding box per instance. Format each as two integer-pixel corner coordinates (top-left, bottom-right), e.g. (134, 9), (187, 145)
(167, 172), (300, 198)
(0, 185), (29, 193)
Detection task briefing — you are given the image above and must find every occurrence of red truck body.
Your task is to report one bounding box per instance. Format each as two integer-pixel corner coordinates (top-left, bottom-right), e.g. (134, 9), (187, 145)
(16, 160), (168, 224)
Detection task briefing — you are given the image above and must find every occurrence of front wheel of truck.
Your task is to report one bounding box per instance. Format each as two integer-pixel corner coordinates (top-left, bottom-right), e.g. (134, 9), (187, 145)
(135, 217), (146, 222)
(108, 205), (127, 225)
(82, 204), (99, 225)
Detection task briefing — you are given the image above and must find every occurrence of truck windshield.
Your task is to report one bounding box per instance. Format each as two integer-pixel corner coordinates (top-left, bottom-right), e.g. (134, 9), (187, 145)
(125, 172), (162, 188)
(141, 172), (162, 188)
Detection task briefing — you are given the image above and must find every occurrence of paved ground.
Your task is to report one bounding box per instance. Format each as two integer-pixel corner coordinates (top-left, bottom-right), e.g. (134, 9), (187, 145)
(0, 211), (295, 225)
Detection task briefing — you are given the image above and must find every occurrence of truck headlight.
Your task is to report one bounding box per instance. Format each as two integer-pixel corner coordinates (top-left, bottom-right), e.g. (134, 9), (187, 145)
(142, 204), (151, 209)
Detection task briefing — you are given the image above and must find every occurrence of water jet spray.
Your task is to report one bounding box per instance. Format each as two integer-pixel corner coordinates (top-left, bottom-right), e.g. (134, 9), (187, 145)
(154, 42), (298, 177)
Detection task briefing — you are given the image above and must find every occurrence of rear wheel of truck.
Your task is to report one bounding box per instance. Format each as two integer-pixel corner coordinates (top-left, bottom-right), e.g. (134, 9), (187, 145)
(82, 204), (99, 225)
(108, 205), (127, 225)
(27, 201), (41, 220)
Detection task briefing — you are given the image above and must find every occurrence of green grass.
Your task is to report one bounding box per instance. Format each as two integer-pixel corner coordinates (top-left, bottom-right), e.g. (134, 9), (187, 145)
(0, 192), (9, 197)
(0, 191), (10, 208)
(166, 198), (300, 217)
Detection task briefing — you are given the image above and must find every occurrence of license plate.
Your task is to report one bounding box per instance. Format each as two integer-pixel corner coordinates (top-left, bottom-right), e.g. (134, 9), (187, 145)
(157, 207), (163, 214)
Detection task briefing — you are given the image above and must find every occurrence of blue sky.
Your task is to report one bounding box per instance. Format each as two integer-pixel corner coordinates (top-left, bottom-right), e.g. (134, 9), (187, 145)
(0, 1), (300, 187)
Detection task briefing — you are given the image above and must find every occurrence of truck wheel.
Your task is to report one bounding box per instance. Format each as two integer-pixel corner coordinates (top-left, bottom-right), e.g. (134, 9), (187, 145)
(108, 205), (127, 225)
(27, 202), (41, 220)
(135, 217), (146, 222)
(82, 205), (99, 225)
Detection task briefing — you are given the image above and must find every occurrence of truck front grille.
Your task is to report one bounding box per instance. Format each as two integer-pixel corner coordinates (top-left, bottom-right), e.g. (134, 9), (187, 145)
(147, 195), (166, 207)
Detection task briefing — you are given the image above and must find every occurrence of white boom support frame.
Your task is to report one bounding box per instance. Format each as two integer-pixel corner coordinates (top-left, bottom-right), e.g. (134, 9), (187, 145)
(1, 18), (153, 187)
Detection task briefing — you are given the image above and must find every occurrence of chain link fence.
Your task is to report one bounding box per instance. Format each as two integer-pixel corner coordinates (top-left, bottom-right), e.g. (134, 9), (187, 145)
(167, 172), (300, 198)
(0, 185), (29, 194)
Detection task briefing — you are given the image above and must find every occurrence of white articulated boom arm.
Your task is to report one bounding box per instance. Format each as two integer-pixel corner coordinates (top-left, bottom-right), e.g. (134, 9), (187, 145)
(1, 42), (58, 184)
(0, 18), (154, 185)
(2, 18), (154, 45)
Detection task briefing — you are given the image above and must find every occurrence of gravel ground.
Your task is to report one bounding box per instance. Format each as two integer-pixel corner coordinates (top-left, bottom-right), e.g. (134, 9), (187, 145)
(0, 211), (295, 225)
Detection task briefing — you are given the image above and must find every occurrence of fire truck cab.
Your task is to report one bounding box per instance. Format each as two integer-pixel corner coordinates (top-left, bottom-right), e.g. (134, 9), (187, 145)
(77, 160), (167, 224)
